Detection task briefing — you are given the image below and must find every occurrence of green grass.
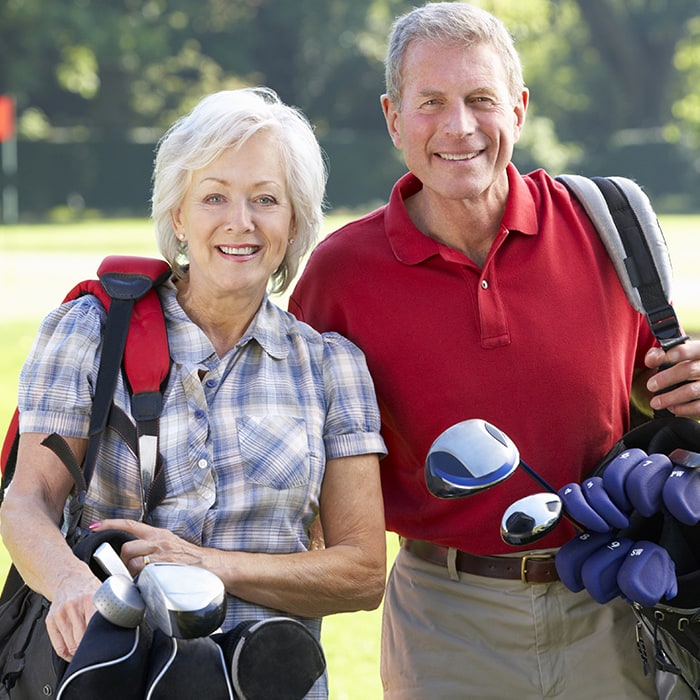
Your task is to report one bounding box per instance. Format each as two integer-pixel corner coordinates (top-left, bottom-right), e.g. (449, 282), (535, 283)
(1, 214), (699, 698)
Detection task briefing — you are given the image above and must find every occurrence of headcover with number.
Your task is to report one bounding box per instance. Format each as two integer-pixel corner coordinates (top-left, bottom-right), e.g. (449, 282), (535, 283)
(556, 416), (700, 695)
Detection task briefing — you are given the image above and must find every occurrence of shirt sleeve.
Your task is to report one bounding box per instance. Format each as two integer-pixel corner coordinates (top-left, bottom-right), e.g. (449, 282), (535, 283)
(18, 296), (105, 438)
(320, 331), (387, 461)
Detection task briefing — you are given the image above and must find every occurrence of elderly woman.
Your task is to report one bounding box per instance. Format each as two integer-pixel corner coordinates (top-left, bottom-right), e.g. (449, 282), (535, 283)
(0, 88), (386, 698)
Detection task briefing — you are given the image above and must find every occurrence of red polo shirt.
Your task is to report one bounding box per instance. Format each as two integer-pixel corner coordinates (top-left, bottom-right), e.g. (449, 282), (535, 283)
(290, 164), (655, 554)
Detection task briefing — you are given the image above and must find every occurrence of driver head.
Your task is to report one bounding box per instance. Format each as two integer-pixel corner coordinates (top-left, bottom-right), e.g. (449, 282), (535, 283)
(425, 419), (520, 498)
(136, 562), (226, 639)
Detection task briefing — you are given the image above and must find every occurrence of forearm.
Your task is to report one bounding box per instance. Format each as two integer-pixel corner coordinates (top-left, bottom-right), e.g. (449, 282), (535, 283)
(206, 540), (386, 618)
(0, 491), (96, 600)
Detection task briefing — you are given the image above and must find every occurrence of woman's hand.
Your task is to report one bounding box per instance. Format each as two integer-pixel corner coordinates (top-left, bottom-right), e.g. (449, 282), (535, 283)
(45, 567), (100, 661)
(89, 520), (207, 577)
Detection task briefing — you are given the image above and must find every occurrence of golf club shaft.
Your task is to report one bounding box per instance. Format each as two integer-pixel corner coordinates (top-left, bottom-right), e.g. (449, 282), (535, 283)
(519, 461), (584, 532)
(519, 460), (557, 494)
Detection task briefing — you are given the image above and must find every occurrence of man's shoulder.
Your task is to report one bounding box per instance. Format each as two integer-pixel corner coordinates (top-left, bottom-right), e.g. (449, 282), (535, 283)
(320, 204), (388, 249)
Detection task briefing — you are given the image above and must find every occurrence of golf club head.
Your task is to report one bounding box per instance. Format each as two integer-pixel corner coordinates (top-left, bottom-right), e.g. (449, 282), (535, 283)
(501, 493), (563, 546)
(425, 419), (520, 499)
(93, 541), (132, 579)
(137, 562), (226, 639)
(670, 448), (700, 469)
(93, 574), (146, 628)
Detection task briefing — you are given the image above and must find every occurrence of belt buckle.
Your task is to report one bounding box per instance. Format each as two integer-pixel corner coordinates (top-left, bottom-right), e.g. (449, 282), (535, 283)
(520, 553), (554, 584)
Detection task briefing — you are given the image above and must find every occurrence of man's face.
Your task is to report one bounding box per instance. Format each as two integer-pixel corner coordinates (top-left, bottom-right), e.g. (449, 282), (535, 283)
(382, 40), (528, 204)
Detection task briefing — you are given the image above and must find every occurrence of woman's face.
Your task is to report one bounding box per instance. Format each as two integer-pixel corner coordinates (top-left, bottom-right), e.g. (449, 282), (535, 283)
(172, 129), (294, 305)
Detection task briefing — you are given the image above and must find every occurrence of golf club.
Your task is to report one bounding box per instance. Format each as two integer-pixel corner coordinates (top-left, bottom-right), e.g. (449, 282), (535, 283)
(425, 418), (557, 499)
(500, 493), (565, 546)
(669, 448), (700, 468)
(93, 573), (147, 628)
(92, 545), (227, 638)
(93, 541), (132, 579)
(137, 562), (226, 639)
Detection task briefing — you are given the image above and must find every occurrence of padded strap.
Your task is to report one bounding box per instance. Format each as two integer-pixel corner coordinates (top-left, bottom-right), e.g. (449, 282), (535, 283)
(556, 174), (686, 350)
(592, 177), (686, 350)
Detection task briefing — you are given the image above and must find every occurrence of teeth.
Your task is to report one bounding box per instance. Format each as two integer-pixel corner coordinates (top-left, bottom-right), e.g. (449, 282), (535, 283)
(439, 152), (479, 161)
(220, 245), (257, 255)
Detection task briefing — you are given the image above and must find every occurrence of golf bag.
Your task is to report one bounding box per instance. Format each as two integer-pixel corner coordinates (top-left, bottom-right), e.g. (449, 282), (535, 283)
(554, 177), (700, 695)
(0, 256), (171, 699)
(55, 614), (326, 700)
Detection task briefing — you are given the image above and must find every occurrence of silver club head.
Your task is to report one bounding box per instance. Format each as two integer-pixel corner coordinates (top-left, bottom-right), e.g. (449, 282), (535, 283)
(136, 562), (226, 639)
(93, 574), (146, 628)
(425, 419), (520, 499)
(500, 493), (563, 546)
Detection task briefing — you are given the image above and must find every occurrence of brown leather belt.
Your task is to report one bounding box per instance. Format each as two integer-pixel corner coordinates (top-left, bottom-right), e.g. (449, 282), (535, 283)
(401, 539), (559, 584)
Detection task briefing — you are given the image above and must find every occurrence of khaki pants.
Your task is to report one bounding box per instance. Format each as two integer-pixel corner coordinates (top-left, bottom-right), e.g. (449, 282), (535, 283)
(381, 546), (664, 699)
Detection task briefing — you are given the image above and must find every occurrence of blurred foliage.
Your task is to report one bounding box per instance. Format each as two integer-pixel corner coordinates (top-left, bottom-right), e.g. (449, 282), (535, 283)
(1, 0), (699, 210)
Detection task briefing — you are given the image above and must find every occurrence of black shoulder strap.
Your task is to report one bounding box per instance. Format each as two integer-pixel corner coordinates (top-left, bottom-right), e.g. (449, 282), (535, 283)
(556, 174), (687, 351)
(591, 176), (687, 351)
(81, 260), (171, 494)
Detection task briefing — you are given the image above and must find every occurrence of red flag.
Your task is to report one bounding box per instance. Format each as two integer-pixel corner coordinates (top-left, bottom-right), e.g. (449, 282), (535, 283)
(0, 95), (15, 142)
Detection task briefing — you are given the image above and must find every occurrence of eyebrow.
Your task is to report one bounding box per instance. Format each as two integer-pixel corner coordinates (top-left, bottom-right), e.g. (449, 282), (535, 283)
(198, 177), (283, 189)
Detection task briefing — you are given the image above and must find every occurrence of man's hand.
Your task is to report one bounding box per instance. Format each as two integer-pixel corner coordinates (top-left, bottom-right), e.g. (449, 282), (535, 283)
(645, 340), (700, 418)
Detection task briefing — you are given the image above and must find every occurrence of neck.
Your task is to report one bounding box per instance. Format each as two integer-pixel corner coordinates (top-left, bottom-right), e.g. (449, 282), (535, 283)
(406, 176), (510, 268)
(175, 281), (262, 357)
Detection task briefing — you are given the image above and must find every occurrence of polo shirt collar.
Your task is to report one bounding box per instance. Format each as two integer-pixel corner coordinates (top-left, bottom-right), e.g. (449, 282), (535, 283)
(385, 163), (538, 265)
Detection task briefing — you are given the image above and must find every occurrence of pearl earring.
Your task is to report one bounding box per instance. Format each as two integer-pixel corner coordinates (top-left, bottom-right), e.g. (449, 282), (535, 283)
(175, 238), (189, 268)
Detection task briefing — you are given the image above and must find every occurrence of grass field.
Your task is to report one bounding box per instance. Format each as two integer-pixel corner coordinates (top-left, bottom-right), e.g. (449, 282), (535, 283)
(1, 214), (699, 699)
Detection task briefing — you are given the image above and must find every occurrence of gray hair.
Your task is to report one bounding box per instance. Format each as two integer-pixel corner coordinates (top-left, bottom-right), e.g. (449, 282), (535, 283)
(151, 87), (327, 294)
(385, 2), (524, 109)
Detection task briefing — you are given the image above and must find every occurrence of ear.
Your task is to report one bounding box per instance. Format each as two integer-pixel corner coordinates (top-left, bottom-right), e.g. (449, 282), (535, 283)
(171, 207), (184, 237)
(381, 94), (401, 150)
(513, 87), (529, 142)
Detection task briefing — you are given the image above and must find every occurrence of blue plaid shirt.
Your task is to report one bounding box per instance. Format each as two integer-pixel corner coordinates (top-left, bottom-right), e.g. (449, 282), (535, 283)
(18, 281), (386, 670)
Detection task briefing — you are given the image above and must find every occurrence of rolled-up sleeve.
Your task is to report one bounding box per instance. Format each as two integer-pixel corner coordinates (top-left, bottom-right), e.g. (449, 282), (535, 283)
(320, 332), (387, 461)
(18, 296), (104, 438)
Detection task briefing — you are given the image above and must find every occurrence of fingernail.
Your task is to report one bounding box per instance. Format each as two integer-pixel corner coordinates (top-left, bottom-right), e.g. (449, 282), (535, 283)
(88, 521), (101, 530)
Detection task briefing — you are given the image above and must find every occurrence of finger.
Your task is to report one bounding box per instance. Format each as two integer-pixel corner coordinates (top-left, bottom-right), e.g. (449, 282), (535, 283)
(91, 518), (154, 537)
(46, 599), (94, 661)
(662, 339), (700, 366)
(644, 346), (667, 370)
(45, 612), (74, 661)
(118, 540), (156, 574)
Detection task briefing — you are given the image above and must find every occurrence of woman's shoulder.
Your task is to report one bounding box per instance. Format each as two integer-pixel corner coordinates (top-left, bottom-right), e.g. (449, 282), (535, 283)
(38, 293), (107, 340)
(276, 303), (363, 356)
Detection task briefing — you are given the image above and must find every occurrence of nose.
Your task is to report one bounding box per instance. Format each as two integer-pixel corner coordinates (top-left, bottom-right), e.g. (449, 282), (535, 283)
(226, 200), (254, 233)
(444, 101), (477, 137)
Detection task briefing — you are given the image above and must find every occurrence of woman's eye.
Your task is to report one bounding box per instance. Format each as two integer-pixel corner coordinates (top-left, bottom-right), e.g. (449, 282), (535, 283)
(205, 194), (224, 204)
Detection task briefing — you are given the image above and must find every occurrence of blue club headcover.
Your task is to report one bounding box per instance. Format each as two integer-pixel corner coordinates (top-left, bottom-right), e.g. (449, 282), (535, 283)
(662, 466), (700, 526)
(581, 476), (630, 530)
(601, 448), (648, 512)
(558, 482), (611, 533)
(555, 531), (614, 592)
(616, 541), (678, 607)
(580, 537), (634, 604)
(624, 453), (674, 517)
